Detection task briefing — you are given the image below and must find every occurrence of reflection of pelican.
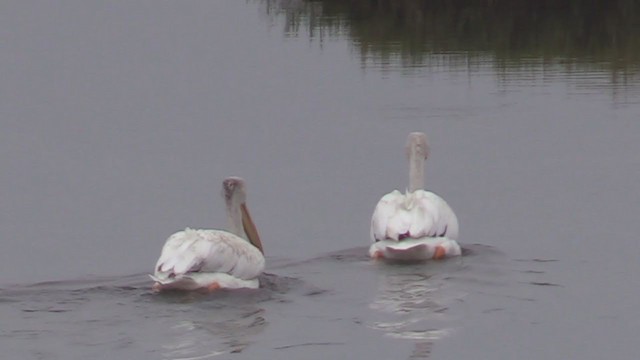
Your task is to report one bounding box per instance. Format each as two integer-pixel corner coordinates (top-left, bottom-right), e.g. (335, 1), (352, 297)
(370, 132), (460, 261)
(151, 177), (265, 291)
(162, 304), (268, 358)
(369, 266), (462, 359)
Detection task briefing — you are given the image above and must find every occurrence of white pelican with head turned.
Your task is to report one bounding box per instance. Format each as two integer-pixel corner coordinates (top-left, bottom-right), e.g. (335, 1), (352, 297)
(369, 132), (461, 261)
(151, 177), (264, 292)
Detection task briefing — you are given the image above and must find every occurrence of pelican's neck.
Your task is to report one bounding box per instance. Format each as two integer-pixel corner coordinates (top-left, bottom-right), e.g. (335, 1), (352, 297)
(408, 147), (424, 192)
(226, 200), (247, 239)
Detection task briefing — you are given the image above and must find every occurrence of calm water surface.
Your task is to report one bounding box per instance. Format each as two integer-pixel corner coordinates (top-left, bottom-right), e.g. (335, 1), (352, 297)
(1, 1), (639, 359)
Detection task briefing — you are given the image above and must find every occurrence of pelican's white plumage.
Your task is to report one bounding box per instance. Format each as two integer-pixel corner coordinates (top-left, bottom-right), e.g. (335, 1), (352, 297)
(370, 132), (461, 261)
(151, 177), (265, 291)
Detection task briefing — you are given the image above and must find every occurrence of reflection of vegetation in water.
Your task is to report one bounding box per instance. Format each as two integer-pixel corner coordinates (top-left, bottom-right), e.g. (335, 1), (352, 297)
(266, 0), (640, 81)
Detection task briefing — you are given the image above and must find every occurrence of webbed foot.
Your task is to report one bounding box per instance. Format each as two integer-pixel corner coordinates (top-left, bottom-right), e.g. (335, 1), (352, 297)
(432, 245), (446, 260)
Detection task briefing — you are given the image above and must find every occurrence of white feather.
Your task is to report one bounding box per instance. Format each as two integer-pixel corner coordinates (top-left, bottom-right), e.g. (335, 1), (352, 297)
(151, 229), (264, 290)
(369, 132), (461, 261)
(150, 177), (265, 291)
(371, 190), (458, 243)
(369, 237), (461, 261)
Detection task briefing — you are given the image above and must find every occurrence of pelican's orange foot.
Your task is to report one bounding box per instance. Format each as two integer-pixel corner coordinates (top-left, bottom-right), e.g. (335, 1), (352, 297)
(206, 282), (221, 292)
(372, 250), (385, 260)
(432, 245), (446, 260)
(152, 282), (162, 293)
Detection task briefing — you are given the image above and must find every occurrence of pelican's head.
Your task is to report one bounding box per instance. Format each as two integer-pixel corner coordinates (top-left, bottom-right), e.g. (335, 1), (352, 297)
(222, 176), (264, 254)
(405, 132), (430, 160)
(223, 176), (247, 205)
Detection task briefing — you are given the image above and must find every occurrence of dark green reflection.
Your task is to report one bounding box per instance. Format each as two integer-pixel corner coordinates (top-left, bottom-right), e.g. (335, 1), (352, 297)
(267, 0), (640, 79)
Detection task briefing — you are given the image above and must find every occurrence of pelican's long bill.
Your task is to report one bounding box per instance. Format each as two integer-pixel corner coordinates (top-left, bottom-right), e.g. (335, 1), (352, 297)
(241, 203), (263, 254)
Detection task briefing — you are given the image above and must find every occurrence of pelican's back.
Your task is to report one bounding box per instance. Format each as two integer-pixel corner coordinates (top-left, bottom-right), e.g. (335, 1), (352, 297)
(371, 190), (458, 242)
(153, 228), (265, 285)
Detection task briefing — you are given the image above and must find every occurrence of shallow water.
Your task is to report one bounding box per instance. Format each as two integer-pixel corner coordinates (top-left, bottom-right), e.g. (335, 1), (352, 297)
(2, 1), (640, 359)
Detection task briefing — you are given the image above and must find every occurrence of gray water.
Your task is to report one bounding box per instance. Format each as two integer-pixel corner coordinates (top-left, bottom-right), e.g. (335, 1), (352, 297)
(1, 1), (639, 359)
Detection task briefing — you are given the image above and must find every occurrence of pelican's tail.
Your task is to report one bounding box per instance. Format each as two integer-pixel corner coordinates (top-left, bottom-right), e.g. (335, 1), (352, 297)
(149, 272), (259, 291)
(149, 274), (167, 284)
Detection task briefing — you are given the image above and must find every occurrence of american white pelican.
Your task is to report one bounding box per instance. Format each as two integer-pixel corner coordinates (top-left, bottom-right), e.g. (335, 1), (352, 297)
(369, 132), (460, 261)
(150, 177), (265, 291)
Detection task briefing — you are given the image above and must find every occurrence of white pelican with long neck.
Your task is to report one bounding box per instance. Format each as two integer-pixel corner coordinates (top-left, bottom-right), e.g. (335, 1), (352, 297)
(151, 177), (265, 291)
(369, 132), (461, 261)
